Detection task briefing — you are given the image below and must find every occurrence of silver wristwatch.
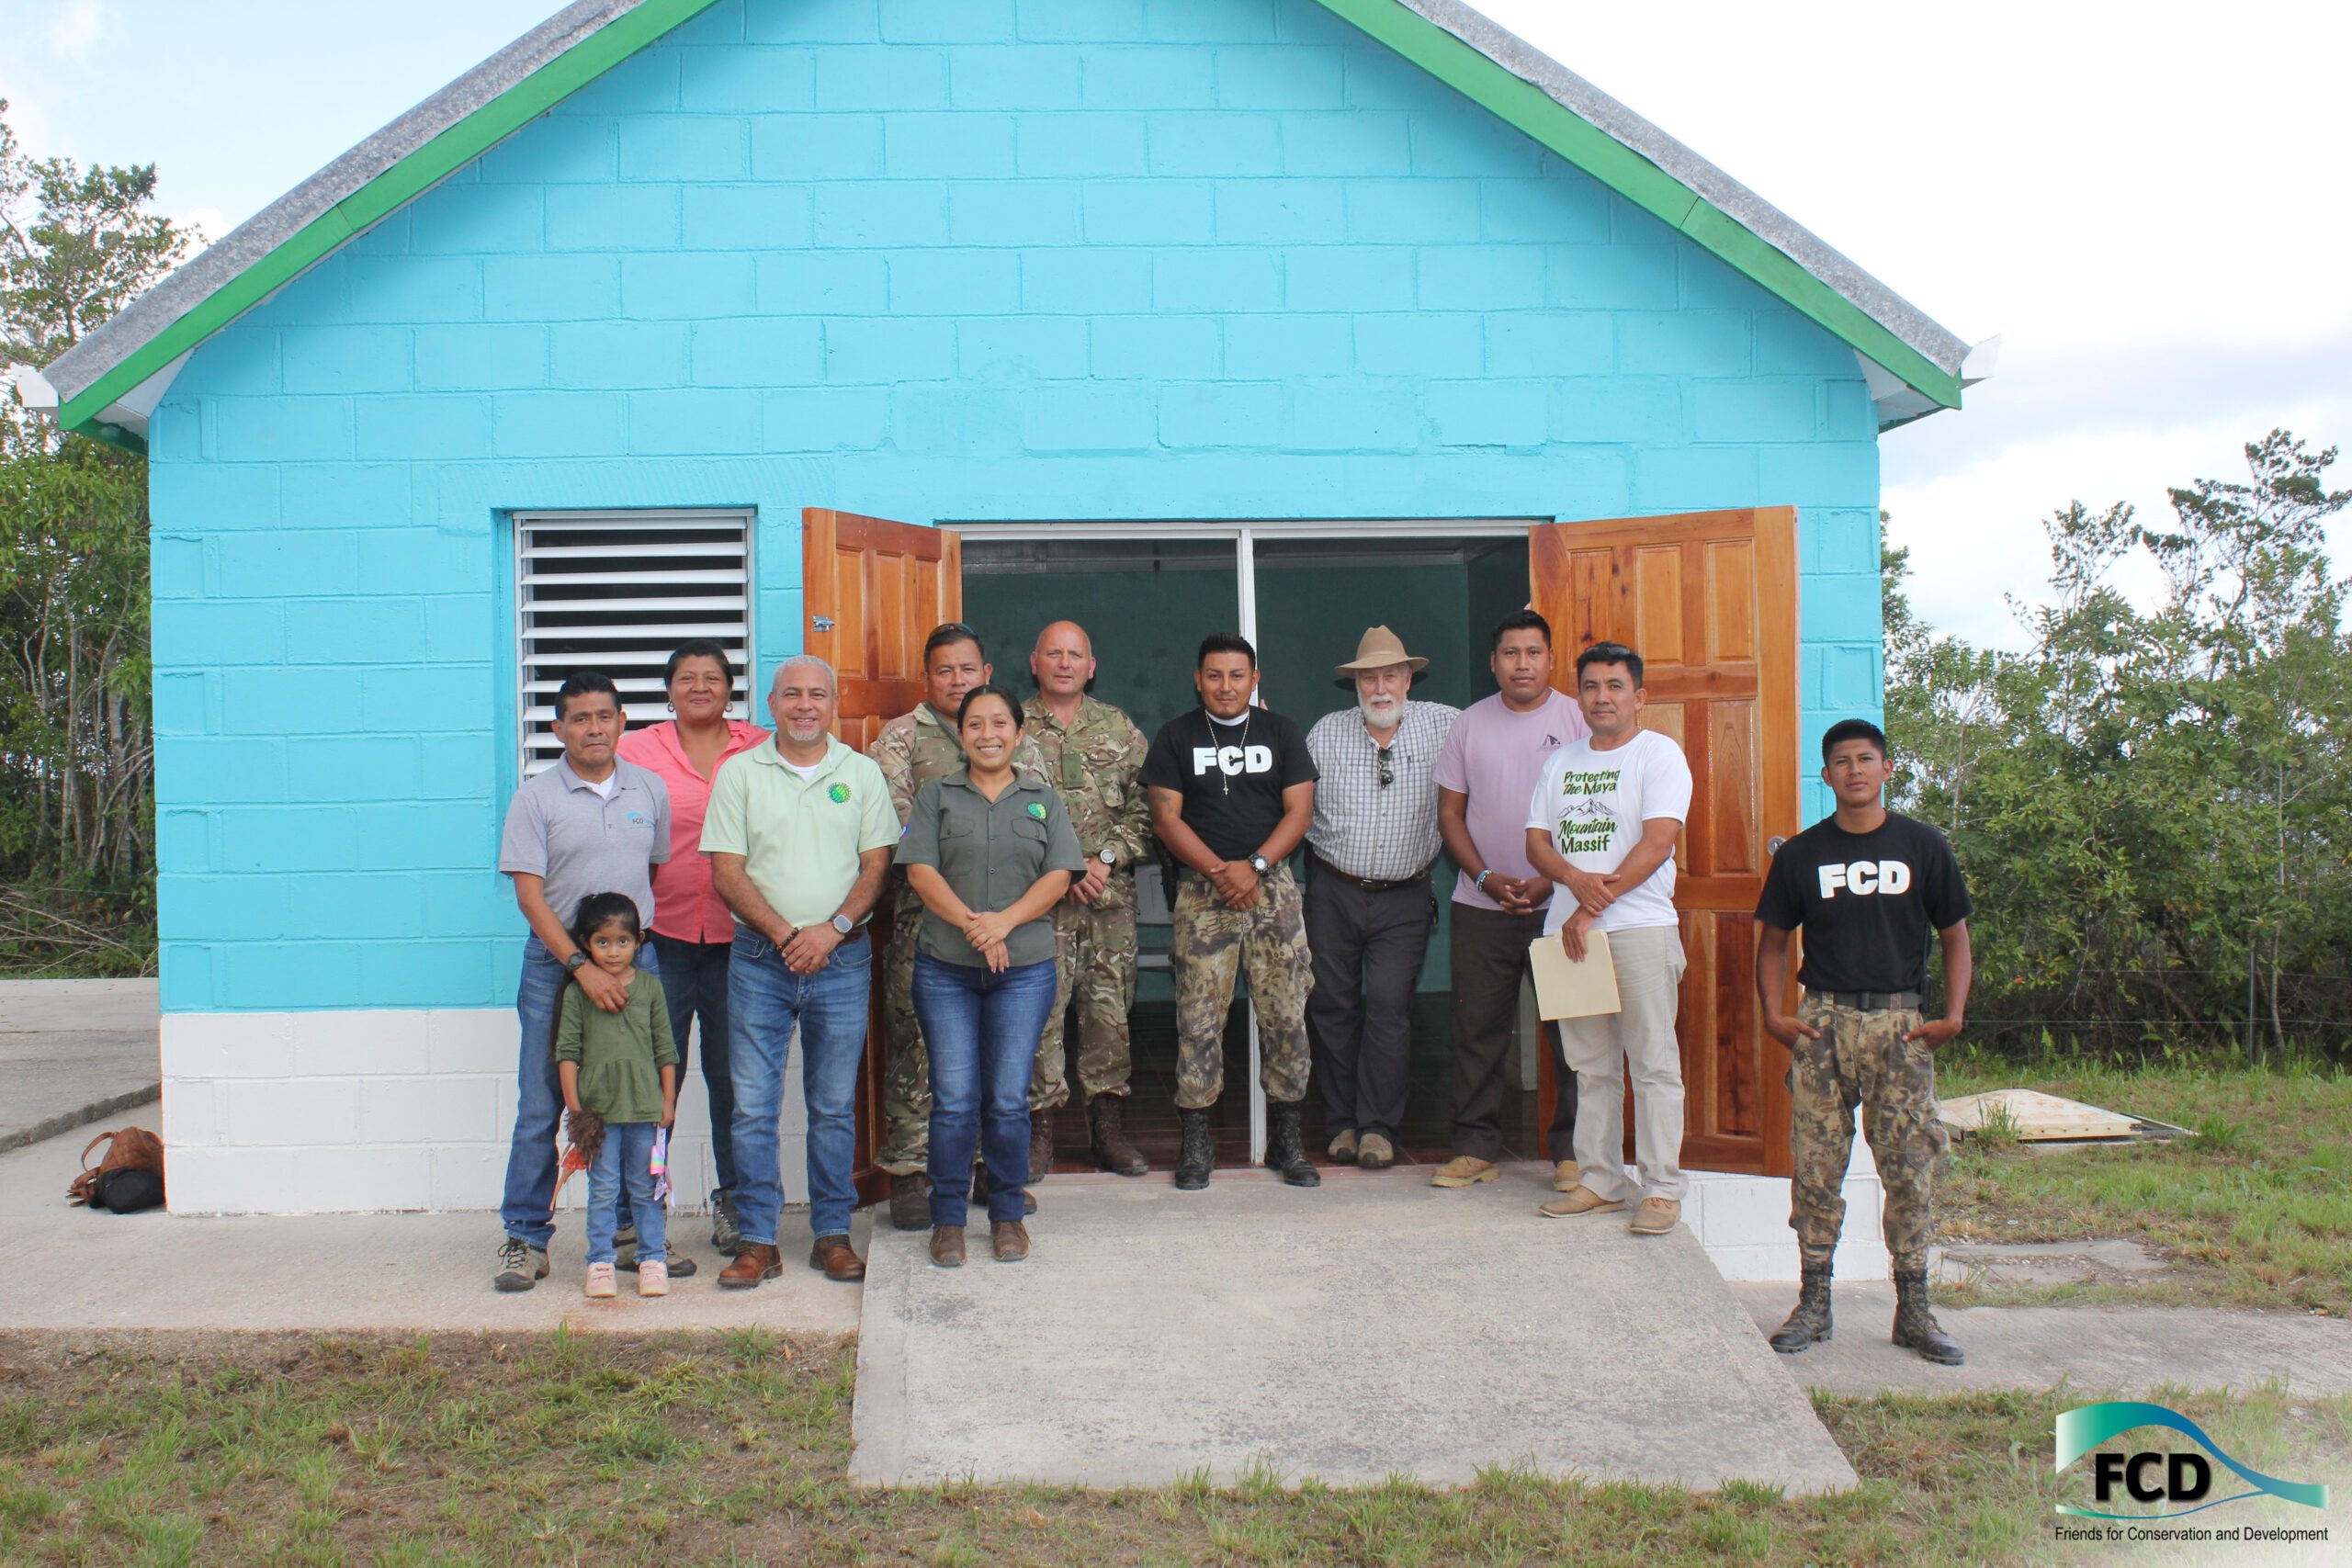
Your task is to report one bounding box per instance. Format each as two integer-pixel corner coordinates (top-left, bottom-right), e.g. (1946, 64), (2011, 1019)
(1096, 847), (1117, 868)
(830, 913), (855, 936)
(1248, 854), (1272, 875)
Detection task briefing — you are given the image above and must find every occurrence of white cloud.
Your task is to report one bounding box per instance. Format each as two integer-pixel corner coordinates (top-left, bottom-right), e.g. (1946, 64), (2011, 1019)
(46, 0), (105, 65)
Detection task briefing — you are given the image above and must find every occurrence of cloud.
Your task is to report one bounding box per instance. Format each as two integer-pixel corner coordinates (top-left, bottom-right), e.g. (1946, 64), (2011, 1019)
(47, 0), (105, 65)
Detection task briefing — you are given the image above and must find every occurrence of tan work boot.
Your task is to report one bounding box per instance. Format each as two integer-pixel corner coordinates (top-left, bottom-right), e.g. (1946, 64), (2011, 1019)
(1538, 1185), (1624, 1218)
(1629, 1197), (1682, 1235)
(1553, 1159), (1581, 1192)
(1429, 1155), (1498, 1188)
(1355, 1132), (1395, 1171)
(1327, 1127), (1359, 1164)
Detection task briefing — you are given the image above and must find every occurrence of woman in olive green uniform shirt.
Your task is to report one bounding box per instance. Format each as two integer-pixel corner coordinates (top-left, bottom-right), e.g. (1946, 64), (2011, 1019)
(898, 685), (1086, 1267)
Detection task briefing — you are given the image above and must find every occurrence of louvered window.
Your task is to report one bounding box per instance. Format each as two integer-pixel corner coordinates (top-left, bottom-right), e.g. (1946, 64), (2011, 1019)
(514, 509), (754, 777)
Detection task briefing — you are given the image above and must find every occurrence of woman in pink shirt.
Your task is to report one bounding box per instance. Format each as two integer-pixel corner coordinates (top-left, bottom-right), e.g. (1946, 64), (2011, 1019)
(616, 640), (768, 1255)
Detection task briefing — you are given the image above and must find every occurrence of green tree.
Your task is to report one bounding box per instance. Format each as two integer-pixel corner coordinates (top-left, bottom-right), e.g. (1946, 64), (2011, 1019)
(0, 100), (187, 971)
(1884, 434), (2352, 1060)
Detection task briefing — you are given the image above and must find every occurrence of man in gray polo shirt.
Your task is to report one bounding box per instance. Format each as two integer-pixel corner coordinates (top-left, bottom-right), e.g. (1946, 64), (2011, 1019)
(492, 671), (673, 1292)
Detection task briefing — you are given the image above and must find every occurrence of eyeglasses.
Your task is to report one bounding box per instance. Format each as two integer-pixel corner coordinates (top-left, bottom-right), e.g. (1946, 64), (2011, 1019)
(1377, 749), (1395, 788)
(929, 621), (978, 640)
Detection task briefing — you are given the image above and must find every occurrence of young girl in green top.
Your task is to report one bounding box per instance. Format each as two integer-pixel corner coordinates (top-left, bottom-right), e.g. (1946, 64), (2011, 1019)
(558, 893), (680, 1298)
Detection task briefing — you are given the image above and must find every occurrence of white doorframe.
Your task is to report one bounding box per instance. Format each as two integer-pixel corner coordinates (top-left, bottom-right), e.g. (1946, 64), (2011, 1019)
(955, 518), (1541, 1164)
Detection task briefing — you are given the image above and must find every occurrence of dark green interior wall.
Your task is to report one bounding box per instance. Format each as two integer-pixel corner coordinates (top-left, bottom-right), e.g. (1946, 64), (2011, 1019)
(965, 538), (1533, 998)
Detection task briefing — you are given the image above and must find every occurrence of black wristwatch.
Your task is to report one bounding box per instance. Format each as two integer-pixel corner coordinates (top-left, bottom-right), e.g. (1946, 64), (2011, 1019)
(1096, 847), (1117, 868)
(1248, 853), (1272, 875)
(563, 951), (589, 974)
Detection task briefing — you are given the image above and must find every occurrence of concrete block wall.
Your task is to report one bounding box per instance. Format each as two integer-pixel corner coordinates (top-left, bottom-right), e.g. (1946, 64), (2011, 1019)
(146, 0), (1883, 1212)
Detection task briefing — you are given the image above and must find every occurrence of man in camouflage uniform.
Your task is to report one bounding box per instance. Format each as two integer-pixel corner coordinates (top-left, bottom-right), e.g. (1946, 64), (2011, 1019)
(870, 622), (1046, 1231)
(1138, 633), (1321, 1190)
(1755, 717), (1975, 1366)
(1023, 622), (1154, 1178)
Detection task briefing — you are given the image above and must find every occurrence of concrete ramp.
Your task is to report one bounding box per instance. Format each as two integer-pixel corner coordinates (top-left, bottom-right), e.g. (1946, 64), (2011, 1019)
(851, 1168), (1857, 1494)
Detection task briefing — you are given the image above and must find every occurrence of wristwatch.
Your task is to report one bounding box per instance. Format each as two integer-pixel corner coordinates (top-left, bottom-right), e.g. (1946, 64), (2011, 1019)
(1096, 847), (1117, 868)
(1248, 854), (1272, 875)
(830, 913), (855, 936)
(563, 951), (589, 974)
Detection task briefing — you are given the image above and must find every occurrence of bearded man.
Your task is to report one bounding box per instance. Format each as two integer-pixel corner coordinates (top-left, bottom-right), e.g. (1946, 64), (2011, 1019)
(1301, 626), (1461, 1171)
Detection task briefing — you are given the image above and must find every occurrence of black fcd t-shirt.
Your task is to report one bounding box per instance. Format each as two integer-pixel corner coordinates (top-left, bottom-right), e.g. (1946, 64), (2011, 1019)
(1753, 810), (1972, 994)
(1138, 706), (1317, 863)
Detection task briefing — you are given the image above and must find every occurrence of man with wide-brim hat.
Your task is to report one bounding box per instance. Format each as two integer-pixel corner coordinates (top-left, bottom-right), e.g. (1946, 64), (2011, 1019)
(1303, 626), (1461, 1171)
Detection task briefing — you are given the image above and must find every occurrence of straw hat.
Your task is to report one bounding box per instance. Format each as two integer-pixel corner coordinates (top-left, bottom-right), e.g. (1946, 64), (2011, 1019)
(1334, 625), (1430, 677)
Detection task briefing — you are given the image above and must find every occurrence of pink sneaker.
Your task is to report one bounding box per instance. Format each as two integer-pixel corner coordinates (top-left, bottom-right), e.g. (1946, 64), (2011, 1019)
(583, 1261), (617, 1299)
(638, 1259), (669, 1297)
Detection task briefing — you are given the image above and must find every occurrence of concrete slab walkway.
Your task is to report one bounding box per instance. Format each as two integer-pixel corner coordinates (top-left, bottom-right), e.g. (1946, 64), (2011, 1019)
(1729, 1282), (2352, 1397)
(850, 1167), (1860, 1494)
(0, 978), (160, 1153)
(0, 1127), (860, 1336)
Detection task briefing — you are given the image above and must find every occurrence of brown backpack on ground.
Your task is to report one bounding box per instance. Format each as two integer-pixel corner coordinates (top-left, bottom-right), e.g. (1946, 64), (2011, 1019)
(67, 1126), (165, 1208)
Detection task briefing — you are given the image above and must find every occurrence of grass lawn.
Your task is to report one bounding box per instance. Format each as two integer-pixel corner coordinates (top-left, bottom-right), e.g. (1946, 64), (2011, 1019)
(1934, 1054), (2352, 1314)
(2, 1330), (2346, 1566)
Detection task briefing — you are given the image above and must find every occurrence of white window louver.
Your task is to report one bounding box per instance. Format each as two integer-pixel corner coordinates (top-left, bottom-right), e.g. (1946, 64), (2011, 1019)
(515, 509), (755, 778)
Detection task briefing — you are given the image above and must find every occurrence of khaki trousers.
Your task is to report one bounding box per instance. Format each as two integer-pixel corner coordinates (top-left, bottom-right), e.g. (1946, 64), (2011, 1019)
(1555, 922), (1687, 1202)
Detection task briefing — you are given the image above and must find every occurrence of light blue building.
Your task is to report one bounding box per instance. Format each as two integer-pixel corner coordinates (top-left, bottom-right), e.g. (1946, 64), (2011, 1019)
(37, 0), (1984, 1264)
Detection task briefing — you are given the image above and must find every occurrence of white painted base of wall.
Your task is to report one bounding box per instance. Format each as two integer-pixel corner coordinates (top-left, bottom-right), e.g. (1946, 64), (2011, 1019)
(160, 1009), (808, 1220)
(163, 1010), (1888, 1281)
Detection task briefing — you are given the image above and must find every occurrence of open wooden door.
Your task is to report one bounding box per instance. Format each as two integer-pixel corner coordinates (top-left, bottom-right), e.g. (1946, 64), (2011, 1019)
(802, 509), (962, 1205)
(1528, 507), (1800, 1177)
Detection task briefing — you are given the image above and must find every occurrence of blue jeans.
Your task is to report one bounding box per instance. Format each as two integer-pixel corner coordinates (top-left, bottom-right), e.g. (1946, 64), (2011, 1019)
(585, 1122), (667, 1267)
(728, 925), (871, 1247)
(501, 938), (661, 1249)
(650, 932), (737, 1194)
(914, 953), (1056, 1227)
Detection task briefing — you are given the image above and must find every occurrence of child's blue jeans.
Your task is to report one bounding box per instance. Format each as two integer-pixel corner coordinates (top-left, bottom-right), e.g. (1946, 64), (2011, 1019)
(584, 1122), (667, 1267)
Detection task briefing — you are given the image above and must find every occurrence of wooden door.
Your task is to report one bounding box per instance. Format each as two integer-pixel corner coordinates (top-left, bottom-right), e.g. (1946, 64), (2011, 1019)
(802, 509), (962, 1204)
(1529, 507), (1800, 1178)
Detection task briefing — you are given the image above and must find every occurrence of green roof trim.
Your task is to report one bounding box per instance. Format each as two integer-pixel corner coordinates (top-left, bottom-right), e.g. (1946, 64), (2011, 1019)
(48, 0), (1970, 439)
(56, 0), (726, 435)
(1307, 0), (1963, 410)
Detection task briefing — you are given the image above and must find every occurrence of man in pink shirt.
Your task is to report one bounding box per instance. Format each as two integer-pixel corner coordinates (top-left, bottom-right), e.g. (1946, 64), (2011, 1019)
(1430, 610), (1589, 1190)
(616, 640), (768, 1257)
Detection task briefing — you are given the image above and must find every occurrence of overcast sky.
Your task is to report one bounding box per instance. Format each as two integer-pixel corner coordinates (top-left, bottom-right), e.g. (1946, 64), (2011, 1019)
(6, 0), (2346, 647)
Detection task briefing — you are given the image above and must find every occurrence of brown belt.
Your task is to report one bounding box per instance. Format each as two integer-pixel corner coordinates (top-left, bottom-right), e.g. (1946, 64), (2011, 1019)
(1311, 854), (1429, 894)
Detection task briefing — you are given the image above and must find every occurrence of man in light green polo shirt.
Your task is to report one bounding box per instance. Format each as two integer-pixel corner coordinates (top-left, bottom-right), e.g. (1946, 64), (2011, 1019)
(703, 655), (898, 1289)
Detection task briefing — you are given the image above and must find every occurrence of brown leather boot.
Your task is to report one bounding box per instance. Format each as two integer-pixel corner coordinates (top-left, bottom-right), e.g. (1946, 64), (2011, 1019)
(990, 1220), (1031, 1262)
(807, 1234), (865, 1283)
(1089, 1095), (1149, 1177)
(929, 1224), (966, 1268)
(718, 1242), (782, 1290)
(1028, 1110), (1057, 1184)
(888, 1173), (931, 1232)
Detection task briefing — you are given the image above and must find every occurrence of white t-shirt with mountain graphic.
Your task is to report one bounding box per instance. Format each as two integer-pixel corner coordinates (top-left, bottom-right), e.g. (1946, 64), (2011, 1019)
(1524, 728), (1692, 934)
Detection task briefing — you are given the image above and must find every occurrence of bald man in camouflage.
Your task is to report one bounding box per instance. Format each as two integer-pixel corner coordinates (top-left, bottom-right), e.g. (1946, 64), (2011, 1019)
(870, 623), (1047, 1232)
(1023, 621), (1154, 1179)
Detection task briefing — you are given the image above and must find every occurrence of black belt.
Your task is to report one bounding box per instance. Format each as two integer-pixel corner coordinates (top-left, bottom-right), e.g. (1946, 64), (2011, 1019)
(1813, 989), (1921, 1011)
(1311, 854), (1429, 894)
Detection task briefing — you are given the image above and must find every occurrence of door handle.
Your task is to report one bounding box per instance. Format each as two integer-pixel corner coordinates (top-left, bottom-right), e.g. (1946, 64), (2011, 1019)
(1765, 835), (1787, 856)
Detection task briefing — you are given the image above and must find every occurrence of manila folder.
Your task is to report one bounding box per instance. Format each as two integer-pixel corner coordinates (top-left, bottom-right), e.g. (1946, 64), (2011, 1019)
(1528, 930), (1622, 1020)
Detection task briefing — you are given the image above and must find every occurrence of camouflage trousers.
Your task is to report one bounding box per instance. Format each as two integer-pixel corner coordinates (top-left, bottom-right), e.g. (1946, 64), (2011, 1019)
(1789, 994), (1950, 1271)
(876, 881), (1064, 1175)
(1038, 894), (1138, 1107)
(1169, 865), (1313, 1111)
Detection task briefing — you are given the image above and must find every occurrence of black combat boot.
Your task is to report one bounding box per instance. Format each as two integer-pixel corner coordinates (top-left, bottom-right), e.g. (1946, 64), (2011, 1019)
(1892, 1269), (1965, 1365)
(1769, 1261), (1835, 1353)
(1264, 1101), (1321, 1188)
(1028, 1109), (1057, 1185)
(888, 1172), (931, 1232)
(1174, 1108), (1215, 1190)
(1089, 1094), (1149, 1177)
